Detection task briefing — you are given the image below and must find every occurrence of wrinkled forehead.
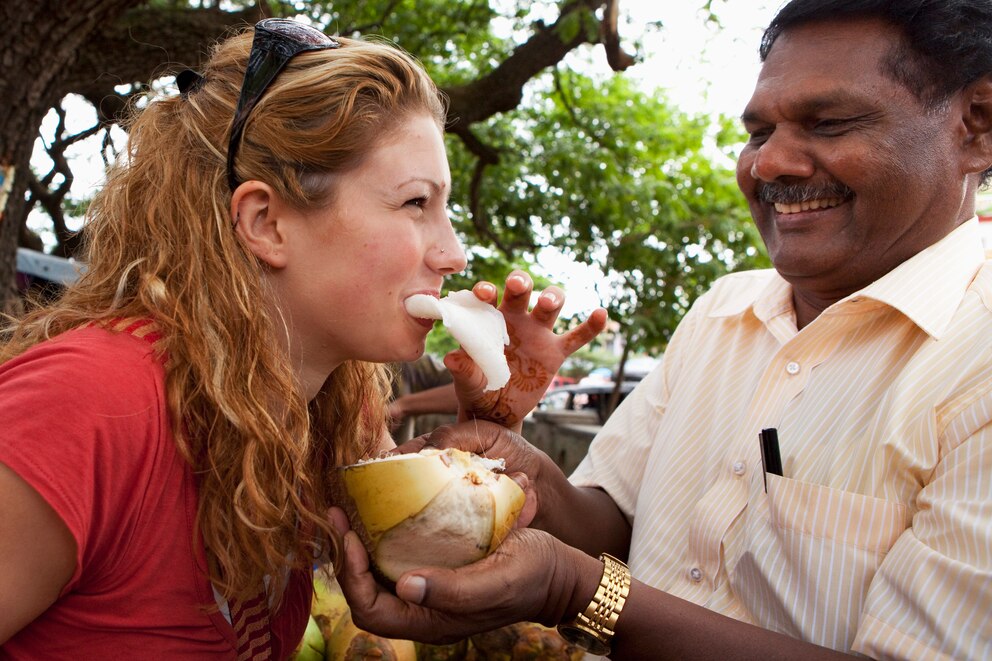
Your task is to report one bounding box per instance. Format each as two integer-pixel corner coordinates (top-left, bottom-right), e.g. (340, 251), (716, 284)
(759, 18), (900, 86)
(745, 18), (906, 115)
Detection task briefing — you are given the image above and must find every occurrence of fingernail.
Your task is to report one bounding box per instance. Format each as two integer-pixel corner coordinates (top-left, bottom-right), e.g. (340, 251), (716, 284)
(400, 575), (427, 604)
(543, 291), (559, 306)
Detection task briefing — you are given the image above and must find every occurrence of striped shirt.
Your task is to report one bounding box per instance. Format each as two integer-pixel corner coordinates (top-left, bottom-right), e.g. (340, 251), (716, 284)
(571, 218), (992, 659)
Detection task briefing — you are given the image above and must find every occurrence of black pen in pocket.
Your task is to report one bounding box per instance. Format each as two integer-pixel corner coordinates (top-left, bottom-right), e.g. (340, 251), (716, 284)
(759, 427), (783, 493)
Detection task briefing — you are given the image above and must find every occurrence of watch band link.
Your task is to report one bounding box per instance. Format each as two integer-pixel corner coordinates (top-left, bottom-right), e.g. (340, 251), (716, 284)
(558, 552), (631, 654)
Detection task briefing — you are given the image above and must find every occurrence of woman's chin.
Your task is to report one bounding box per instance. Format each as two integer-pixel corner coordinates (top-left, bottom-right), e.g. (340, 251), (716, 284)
(379, 336), (427, 364)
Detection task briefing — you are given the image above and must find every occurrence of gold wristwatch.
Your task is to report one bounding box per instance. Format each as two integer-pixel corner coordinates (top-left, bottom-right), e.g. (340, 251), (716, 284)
(556, 553), (630, 656)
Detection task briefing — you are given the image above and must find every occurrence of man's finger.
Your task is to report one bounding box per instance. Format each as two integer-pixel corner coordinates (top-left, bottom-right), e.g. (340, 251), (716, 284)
(328, 506), (351, 535)
(424, 421), (498, 454)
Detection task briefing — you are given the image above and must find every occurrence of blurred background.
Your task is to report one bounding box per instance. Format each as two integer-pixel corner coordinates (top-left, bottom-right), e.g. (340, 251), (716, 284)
(4, 0), (780, 375)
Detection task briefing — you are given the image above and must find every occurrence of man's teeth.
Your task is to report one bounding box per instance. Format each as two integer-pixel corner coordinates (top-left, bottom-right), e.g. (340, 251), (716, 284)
(773, 197), (844, 214)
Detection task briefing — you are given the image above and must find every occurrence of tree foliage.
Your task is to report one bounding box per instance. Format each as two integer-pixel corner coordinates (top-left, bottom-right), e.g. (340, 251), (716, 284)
(6, 0), (768, 368)
(444, 68), (768, 354)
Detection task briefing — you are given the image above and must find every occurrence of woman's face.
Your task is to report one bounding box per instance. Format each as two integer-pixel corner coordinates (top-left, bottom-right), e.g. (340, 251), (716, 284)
(268, 113), (465, 391)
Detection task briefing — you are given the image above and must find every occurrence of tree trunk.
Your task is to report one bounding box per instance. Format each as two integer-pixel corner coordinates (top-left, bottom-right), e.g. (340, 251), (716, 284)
(0, 0), (145, 313)
(608, 333), (631, 416)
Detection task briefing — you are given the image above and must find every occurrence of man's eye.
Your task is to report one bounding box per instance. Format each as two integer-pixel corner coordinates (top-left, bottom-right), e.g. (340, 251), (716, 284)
(813, 118), (853, 134)
(746, 128), (771, 145)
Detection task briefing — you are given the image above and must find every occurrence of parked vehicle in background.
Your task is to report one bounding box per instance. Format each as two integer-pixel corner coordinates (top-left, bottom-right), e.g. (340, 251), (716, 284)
(538, 380), (638, 425)
(616, 355), (660, 382)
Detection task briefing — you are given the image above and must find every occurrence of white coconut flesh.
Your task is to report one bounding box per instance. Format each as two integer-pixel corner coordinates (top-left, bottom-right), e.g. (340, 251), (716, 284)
(341, 448), (525, 583)
(404, 290), (510, 391)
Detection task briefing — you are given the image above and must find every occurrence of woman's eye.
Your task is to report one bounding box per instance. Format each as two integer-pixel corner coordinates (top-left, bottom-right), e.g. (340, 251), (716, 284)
(406, 196), (428, 208)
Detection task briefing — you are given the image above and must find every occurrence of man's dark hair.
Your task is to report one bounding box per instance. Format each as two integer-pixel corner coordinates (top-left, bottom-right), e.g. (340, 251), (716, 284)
(761, 0), (992, 184)
(761, 0), (992, 107)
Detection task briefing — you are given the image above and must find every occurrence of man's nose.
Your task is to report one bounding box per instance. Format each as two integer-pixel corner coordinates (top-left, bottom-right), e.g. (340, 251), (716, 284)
(749, 128), (815, 182)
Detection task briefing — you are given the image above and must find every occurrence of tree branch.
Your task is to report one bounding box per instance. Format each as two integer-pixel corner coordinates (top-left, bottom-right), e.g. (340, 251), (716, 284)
(346, 0), (404, 34)
(601, 0), (636, 71)
(62, 5), (265, 124)
(444, 0), (610, 131)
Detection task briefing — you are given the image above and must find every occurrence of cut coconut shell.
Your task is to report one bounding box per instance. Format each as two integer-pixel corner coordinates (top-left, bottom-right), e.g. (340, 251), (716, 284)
(338, 448), (525, 584)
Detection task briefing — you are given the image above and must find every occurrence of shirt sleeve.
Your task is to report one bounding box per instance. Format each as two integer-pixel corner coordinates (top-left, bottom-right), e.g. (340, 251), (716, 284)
(852, 400), (992, 660)
(0, 329), (167, 594)
(568, 301), (701, 518)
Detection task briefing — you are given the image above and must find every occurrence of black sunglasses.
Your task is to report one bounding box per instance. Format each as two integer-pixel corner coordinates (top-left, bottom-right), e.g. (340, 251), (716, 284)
(227, 18), (340, 191)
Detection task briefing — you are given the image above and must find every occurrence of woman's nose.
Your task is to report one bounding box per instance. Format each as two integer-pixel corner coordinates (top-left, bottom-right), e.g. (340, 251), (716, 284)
(429, 223), (467, 275)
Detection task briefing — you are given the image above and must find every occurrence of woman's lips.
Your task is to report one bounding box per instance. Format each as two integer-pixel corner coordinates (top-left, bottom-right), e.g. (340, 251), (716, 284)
(405, 292), (441, 330)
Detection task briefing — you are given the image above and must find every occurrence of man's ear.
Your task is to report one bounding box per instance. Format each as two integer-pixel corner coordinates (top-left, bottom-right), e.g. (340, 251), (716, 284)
(960, 75), (992, 176)
(231, 181), (289, 269)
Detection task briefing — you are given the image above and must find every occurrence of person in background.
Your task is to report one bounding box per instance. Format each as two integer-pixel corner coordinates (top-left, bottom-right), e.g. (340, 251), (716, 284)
(332, 1), (992, 658)
(388, 355), (457, 443)
(0, 18), (605, 659)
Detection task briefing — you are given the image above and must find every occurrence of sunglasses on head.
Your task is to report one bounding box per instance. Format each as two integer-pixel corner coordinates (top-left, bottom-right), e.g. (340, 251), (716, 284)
(226, 18), (340, 191)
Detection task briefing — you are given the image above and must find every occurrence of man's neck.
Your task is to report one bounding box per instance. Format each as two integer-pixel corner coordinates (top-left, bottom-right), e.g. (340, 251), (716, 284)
(792, 291), (833, 331)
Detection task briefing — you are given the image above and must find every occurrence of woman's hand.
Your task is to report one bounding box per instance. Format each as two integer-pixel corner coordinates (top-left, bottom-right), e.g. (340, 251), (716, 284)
(447, 270), (608, 432)
(328, 507), (601, 646)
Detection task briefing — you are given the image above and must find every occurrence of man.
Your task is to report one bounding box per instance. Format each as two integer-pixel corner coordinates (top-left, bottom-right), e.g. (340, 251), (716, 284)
(333, 2), (992, 658)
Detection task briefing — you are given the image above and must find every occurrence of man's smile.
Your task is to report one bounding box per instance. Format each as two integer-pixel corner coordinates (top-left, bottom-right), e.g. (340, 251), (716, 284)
(773, 196), (845, 214)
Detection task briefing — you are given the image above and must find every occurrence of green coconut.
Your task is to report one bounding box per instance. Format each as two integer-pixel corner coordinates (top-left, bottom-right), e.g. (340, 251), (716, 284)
(289, 615), (326, 661)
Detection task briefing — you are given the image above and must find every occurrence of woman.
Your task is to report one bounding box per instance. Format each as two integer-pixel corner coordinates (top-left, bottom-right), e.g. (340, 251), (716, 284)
(0, 19), (605, 659)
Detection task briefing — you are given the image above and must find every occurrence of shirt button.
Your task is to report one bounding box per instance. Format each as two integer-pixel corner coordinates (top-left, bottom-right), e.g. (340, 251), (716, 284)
(689, 567), (703, 582)
(732, 461), (746, 476)
(785, 361), (801, 375)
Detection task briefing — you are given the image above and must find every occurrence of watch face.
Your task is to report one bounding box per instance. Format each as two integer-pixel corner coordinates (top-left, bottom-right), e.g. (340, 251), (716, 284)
(557, 624), (611, 656)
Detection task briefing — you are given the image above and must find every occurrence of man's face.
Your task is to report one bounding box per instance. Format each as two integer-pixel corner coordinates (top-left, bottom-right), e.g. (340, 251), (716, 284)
(737, 18), (970, 301)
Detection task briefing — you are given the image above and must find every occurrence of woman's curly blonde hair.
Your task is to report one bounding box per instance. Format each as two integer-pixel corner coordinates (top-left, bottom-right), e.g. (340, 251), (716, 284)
(1, 27), (447, 606)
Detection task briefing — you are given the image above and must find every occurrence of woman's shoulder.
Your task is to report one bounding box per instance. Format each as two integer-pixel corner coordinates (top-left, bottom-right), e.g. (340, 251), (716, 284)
(1, 321), (168, 420)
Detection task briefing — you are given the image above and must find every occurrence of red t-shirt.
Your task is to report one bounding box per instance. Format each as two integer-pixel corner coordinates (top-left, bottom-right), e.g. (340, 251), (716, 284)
(0, 326), (311, 659)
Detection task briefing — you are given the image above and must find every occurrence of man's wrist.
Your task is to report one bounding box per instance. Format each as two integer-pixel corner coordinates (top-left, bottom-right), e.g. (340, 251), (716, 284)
(556, 552), (630, 655)
(562, 550), (604, 620)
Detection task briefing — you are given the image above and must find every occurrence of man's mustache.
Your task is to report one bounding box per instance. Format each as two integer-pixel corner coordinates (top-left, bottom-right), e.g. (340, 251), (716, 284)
(757, 182), (854, 205)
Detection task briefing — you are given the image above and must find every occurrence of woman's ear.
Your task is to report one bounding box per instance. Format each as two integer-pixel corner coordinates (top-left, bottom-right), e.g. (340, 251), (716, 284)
(231, 181), (289, 269)
(960, 75), (992, 176)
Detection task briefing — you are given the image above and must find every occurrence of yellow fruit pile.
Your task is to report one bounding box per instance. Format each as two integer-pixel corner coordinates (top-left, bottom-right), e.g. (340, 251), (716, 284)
(291, 573), (585, 661)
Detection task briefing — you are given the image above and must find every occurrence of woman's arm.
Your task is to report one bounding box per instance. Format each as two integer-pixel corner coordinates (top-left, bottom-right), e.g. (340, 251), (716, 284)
(387, 383), (458, 423)
(0, 462), (76, 644)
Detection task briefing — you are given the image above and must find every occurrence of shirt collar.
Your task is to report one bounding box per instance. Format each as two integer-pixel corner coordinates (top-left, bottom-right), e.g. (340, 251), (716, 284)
(707, 218), (986, 340)
(855, 217), (985, 339)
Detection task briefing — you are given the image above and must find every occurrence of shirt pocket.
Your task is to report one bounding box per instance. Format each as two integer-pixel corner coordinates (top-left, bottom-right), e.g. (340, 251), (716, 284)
(730, 474), (913, 652)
